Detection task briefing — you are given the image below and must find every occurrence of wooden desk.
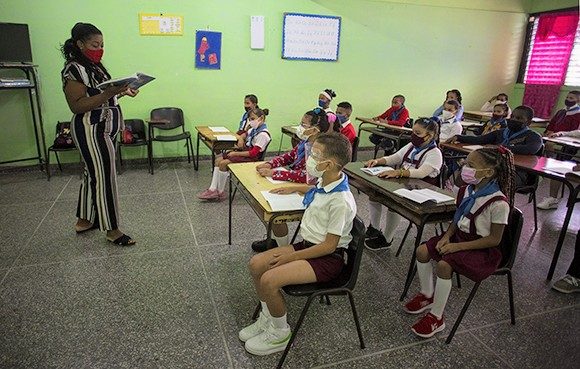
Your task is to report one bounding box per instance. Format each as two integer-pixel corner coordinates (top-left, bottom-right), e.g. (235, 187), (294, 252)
(463, 111), (492, 122)
(228, 162), (304, 245)
(442, 142), (578, 279)
(543, 136), (580, 161)
(343, 162), (456, 300)
(543, 136), (580, 149)
(461, 120), (484, 134)
(278, 125), (299, 154)
(195, 126), (239, 170)
(356, 117), (412, 158)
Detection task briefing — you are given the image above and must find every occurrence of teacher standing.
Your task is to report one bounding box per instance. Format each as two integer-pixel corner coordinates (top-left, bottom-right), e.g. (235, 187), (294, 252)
(61, 22), (137, 245)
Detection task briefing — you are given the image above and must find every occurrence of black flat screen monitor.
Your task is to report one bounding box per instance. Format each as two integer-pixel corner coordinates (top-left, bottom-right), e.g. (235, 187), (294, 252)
(0, 23), (33, 63)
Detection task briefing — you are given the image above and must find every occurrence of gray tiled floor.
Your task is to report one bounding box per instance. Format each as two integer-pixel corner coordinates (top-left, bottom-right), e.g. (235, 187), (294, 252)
(0, 155), (579, 368)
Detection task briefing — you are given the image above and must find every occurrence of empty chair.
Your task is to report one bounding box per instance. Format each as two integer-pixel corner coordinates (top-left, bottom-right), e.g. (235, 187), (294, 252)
(117, 119), (149, 174)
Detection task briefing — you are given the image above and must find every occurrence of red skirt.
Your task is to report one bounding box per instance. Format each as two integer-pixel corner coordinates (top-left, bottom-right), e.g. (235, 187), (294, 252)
(223, 149), (257, 163)
(425, 230), (502, 282)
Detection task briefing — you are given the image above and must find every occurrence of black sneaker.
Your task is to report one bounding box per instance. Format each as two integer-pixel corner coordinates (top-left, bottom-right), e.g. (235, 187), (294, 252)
(251, 238), (278, 252)
(365, 225), (383, 240)
(365, 234), (392, 250)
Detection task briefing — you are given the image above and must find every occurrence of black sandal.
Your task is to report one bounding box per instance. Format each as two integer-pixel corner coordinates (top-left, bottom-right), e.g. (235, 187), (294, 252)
(75, 222), (100, 234)
(107, 234), (136, 246)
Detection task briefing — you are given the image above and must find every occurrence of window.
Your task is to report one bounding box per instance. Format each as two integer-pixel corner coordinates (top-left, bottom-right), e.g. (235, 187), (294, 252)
(518, 8), (580, 86)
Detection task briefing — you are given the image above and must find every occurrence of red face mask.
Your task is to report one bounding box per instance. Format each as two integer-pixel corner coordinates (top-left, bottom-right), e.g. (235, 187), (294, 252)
(83, 48), (103, 64)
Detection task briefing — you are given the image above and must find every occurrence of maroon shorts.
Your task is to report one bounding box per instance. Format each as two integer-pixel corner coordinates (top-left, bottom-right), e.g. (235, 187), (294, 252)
(425, 231), (502, 283)
(223, 150), (256, 163)
(293, 240), (345, 282)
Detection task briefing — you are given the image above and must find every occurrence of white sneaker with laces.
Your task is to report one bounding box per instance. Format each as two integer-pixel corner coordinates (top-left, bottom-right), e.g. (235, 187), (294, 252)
(537, 196), (560, 210)
(244, 322), (291, 356)
(239, 311), (269, 342)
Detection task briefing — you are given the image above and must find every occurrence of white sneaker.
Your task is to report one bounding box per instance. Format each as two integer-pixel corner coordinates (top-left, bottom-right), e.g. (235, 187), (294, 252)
(537, 197), (560, 210)
(239, 311), (269, 342)
(552, 275), (580, 294)
(244, 322), (291, 356)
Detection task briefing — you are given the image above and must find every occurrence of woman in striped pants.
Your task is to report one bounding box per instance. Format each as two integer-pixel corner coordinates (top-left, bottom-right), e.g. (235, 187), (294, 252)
(61, 23), (137, 245)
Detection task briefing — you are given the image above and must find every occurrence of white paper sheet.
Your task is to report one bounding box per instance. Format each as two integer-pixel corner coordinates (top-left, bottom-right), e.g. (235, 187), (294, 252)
(215, 135), (237, 141)
(261, 191), (305, 212)
(209, 126), (230, 132)
(360, 166), (394, 176)
(393, 188), (454, 204)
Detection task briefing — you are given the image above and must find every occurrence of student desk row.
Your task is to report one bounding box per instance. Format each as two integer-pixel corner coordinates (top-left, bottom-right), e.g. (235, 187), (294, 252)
(343, 162), (457, 300)
(463, 110), (550, 129)
(195, 126), (239, 169)
(543, 136), (580, 161)
(278, 126), (299, 154)
(441, 142), (579, 280)
(356, 117), (413, 156)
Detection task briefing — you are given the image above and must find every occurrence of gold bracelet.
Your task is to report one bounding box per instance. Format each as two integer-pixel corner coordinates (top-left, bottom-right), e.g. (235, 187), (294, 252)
(399, 168), (404, 178)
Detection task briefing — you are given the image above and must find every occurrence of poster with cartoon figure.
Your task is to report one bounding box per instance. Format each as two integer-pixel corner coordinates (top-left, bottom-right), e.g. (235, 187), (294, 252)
(195, 30), (221, 69)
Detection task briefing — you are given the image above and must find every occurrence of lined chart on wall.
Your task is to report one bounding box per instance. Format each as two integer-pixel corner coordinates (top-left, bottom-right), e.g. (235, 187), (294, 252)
(139, 13), (183, 35)
(282, 13), (341, 61)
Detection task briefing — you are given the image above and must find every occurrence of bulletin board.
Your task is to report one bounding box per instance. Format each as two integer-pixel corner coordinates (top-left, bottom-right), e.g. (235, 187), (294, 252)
(139, 13), (183, 35)
(282, 13), (341, 61)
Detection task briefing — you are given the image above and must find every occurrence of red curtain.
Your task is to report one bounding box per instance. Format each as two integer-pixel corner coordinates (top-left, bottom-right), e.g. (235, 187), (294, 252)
(523, 10), (579, 118)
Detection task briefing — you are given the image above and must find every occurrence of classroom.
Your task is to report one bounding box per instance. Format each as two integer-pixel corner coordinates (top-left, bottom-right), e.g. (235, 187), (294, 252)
(0, 0), (579, 367)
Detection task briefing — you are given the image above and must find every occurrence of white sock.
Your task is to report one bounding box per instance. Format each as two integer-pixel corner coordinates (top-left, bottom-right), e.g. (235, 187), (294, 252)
(384, 210), (403, 243)
(270, 313), (289, 329)
(369, 201), (382, 229)
(430, 277), (452, 319)
(216, 170), (230, 192)
(208, 169), (220, 190)
(416, 261), (434, 298)
(272, 234), (289, 247)
(260, 301), (271, 318)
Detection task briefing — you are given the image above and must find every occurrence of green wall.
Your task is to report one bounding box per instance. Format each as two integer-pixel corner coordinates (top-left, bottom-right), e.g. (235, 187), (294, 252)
(0, 0), (538, 165)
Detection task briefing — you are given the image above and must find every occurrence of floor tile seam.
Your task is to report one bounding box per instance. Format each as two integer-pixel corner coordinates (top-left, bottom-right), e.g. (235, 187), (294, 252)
(0, 176), (73, 286)
(0, 200), (57, 207)
(468, 331), (516, 369)
(117, 190), (183, 198)
(176, 168), (234, 368)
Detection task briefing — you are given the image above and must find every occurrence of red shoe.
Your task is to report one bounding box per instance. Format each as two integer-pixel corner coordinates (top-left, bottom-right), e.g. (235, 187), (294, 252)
(411, 313), (445, 338)
(404, 293), (433, 314)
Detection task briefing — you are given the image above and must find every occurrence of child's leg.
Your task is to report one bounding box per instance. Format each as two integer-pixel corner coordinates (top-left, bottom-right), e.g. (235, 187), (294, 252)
(549, 180), (562, 198)
(216, 159), (231, 192)
(384, 209), (403, 243)
(368, 200), (382, 229)
(430, 260), (453, 319)
(271, 224), (289, 246)
(248, 246), (296, 302)
(416, 244), (434, 297)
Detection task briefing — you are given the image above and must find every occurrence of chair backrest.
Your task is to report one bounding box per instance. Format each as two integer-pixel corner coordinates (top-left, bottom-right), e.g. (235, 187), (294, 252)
(497, 207), (524, 269)
(438, 162), (448, 189)
(335, 216), (366, 289)
(150, 107), (184, 130)
(124, 119), (146, 139)
(404, 118), (414, 128)
(257, 134), (272, 161)
(351, 136), (360, 162)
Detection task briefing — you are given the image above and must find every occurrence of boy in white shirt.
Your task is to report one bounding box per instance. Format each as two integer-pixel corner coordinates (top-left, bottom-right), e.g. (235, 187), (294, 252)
(438, 100), (463, 142)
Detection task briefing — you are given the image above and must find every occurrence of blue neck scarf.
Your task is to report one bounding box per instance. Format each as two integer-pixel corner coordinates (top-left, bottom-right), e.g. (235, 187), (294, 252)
(453, 180), (500, 224)
(246, 123), (268, 147)
(303, 175), (350, 208)
(390, 105), (405, 121)
(292, 140), (308, 168)
(501, 126), (529, 145)
(409, 140), (436, 162)
(238, 111), (249, 131)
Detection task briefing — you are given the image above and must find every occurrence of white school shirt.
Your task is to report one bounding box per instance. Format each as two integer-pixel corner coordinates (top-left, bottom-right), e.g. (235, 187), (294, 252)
(246, 127), (271, 151)
(439, 118), (463, 141)
(299, 173), (357, 248)
(382, 142), (442, 180)
(454, 188), (510, 237)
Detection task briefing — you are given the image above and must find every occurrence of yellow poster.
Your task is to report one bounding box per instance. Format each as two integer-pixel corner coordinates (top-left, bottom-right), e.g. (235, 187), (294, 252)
(139, 13), (183, 36)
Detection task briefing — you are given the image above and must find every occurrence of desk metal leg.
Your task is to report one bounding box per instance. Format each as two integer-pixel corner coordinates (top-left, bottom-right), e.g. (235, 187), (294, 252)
(196, 132), (201, 170)
(400, 222), (425, 301)
(228, 175), (233, 245)
(547, 183), (578, 280)
(277, 135), (284, 155)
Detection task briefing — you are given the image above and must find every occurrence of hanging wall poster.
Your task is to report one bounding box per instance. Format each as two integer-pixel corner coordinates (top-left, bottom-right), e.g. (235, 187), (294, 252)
(195, 30), (222, 69)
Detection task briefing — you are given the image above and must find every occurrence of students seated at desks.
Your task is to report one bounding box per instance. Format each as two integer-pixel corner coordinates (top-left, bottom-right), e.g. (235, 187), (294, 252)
(317, 89), (336, 112)
(433, 89), (464, 122)
(369, 94), (410, 153)
(364, 118), (443, 250)
(198, 107), (271, 201)
(477, 103), (509, 135)
(336, 101), (357, 144)
(237, 94), (259, 133)
(253, 109), (340, 252)
(436, 99), (463, 142)
(404, 147), (515, 338)
(537, 91), (580, 210)
(448, 105), (542, 187)
(480, 93), (512, 118)
(240, 133), (356, 355)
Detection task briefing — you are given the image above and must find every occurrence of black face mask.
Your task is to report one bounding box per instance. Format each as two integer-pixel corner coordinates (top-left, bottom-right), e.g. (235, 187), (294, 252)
(506, 119), (524, 132)
(564, 100), (576, 107)
(244, 106), (251, 112)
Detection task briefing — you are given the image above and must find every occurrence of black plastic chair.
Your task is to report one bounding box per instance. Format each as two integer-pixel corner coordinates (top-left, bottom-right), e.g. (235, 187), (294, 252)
(148, 107), (195, 174)
(444, 207), (523, 343)
(351, 136), (360, 162)
(46, 121), (80, 181)
(251, 216), (366, 369)
(514, 145), (544, 230)
(117, 119), (149, 174)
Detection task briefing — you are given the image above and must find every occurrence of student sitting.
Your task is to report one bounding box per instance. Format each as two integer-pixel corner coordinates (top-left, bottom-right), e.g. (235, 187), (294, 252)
(477, 103), (509, 135)
(336, 101), (357, 145)
(253, 109), (340, 252)
(240, 133), (356, 356)
(198, 107), (271, 201)
(369, 94), (410, 153)
(480, 93), (512, 118)
(365, 118), (443, 250)
(537, 91), (580, 210)
(404, 147), (515, 338)
(236, 94), (259, 133)
(437, 99), (463, 142)
(433, 89), (464, 122)
(317, 89), (336, 113)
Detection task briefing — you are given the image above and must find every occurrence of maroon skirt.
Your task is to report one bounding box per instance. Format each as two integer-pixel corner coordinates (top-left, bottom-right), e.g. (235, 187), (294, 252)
(425, 230), (502, 282)
(223, 149), (257, 163)
(294, 241), (345, 283)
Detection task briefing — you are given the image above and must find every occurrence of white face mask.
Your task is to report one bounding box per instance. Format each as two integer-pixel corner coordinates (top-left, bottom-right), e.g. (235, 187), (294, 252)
(249, 119), (260, 129)
(441, 110), (455, 121)
(306, 156), (327, 178)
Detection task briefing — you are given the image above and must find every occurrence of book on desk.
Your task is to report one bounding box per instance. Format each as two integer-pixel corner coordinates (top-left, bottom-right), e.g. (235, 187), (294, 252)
(360, 166), (394, 176)
(393, 188), (455, 204)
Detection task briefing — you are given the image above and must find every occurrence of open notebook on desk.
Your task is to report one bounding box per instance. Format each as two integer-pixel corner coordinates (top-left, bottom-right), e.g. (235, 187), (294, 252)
(361, 166), (394, 176)
(215, 134), (238, 141)
(261, 191), (305, 212)
(393, 188), (454, 204)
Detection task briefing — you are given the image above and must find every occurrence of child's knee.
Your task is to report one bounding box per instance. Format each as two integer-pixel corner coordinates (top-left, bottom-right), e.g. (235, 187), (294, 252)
(436, 260), (453, 278)
(248, 255), (265, 276)
(416, 244), (430, 262)
(259, 270), (280, 292)
(219, 161), (230, 171)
